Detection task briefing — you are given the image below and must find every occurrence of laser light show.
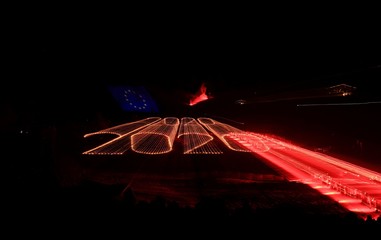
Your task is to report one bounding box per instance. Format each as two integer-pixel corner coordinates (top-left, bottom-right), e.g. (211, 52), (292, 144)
(83, 116), (381, 218)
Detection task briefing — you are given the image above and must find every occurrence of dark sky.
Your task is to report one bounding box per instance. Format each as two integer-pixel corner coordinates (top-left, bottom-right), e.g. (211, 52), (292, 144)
(5, 8), (381, 114)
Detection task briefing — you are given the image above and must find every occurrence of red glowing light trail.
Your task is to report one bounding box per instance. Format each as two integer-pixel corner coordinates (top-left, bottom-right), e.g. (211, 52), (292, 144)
(198, 117), (251, 152)
(82, 117), (161, 155)
(189, 83), (209, 106)
(82, 116), (381, 218)
(131, 117), (180, 154)
(178, 117), (222, 154)
(226, 132), (381, 217)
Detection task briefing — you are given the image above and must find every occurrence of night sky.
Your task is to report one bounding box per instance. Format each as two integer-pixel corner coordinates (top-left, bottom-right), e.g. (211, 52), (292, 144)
(4, 8), (381, 119)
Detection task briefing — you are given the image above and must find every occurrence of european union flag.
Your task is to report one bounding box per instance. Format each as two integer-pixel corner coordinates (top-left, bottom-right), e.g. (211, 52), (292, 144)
(108, 85), (159, 113)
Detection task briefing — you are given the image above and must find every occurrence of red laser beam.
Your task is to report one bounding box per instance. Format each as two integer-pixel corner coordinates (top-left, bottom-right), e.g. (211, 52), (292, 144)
(227, 132), (381, 218)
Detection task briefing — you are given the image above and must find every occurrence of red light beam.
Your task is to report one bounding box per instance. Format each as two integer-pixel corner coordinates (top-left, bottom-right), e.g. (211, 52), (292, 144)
(178, 117), (222, 154)
(189, 83), (209, 106)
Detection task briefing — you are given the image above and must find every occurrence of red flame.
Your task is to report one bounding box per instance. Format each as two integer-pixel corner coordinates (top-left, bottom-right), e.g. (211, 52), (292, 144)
(189, 83), (209, 106)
